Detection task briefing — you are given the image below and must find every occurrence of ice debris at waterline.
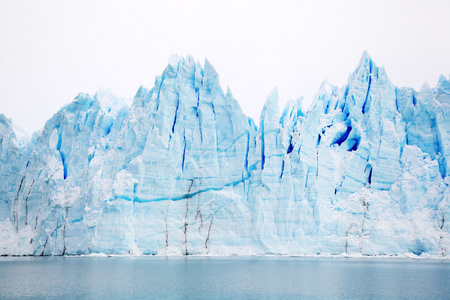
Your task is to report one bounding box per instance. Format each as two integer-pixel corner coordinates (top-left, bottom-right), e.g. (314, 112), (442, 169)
(1, 52), (449, 256)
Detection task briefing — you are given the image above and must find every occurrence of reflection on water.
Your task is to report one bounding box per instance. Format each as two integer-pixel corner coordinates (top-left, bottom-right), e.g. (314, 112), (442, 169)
(0, 256), (449, 299)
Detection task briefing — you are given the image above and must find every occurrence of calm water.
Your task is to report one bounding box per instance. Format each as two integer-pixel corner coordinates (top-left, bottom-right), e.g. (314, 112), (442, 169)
(0, 256), (449, 299)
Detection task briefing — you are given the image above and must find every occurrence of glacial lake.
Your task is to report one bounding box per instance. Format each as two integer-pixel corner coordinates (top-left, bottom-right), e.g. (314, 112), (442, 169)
(0, 256), (449, 299)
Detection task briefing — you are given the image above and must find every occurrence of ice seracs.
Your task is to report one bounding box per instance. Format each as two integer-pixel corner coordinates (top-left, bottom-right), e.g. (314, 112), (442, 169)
(0, 52), (449, 256)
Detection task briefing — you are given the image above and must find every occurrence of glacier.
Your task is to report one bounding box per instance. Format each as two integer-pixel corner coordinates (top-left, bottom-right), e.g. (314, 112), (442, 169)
(0, 52), (449, 256)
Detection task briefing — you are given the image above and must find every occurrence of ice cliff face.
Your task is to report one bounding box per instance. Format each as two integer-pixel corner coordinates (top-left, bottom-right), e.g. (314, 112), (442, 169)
(1, 53), (449, 256)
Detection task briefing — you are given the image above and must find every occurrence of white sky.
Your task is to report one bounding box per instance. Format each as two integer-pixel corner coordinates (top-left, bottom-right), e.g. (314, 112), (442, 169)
(1, 0), (450, 134)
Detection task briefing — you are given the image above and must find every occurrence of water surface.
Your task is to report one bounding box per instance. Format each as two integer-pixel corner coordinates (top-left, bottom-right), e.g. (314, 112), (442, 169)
(0, 256), (448, 299)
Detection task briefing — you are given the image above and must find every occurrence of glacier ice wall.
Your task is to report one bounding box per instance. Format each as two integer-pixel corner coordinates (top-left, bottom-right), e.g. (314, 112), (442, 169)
(1, 52), (449, 256)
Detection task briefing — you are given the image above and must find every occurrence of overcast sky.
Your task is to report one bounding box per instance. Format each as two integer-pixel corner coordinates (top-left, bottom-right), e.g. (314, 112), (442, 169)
(1, 0), (450, 134)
